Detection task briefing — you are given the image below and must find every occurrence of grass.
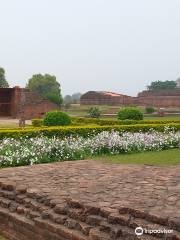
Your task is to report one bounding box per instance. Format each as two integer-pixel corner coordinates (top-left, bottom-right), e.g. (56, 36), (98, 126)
(93, 149), (180, 166)
(64, 104), (180, 120)
(0, 236), (7, 240)
(144, 115), (180, 120)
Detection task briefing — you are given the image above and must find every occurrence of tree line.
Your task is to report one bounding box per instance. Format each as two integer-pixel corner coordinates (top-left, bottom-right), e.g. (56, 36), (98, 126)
(147, 80), (180, 90)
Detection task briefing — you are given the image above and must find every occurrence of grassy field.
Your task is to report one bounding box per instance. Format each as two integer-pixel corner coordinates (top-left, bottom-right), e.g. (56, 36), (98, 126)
(93, 149), (180, 166)
(64, 104), (180, 119)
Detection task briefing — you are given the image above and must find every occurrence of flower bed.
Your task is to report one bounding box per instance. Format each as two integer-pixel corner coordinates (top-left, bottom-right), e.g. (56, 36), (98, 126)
(0, 128), (179, 167)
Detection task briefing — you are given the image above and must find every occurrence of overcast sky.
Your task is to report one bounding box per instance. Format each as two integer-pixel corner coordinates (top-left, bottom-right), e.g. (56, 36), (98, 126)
(1, 0), (180, 96)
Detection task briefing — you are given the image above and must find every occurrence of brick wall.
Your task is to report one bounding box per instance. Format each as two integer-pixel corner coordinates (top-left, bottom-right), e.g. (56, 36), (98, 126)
(13, 87), (60, 119)
(80, 90), (180, 107)
(80, 91), (134, 106)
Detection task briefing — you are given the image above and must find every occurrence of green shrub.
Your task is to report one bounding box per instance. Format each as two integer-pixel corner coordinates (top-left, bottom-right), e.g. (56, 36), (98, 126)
(88, 107), (101, 118)
(0, 123), (179, 139)
(43, 111), (71, 126)
(145, 106), (155, 114)
(32, 119), (44, 127)
(72, 117), (180, 126)
(118, 107), (143, 120)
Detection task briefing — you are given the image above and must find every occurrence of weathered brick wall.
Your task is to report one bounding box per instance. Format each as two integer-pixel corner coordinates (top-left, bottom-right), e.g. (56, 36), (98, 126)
(135, 90), (180, 107)
(135, 96), (180, 107)
(80, 91), (134, 106)
(13, 87), (59, 119)
(138, 89), (180, 97)
(80, 90), (180, 107)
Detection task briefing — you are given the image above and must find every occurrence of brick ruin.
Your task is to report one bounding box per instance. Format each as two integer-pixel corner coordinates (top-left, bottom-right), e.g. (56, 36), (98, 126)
(0, 161), (179, 240)
(80, 91), (133, 106)
(136, 89), (180, 107)
(0, 87), (59, 119)
(80, 90), (180, 107)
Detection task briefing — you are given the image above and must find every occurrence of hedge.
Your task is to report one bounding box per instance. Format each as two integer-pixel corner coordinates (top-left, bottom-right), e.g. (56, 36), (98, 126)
(32, 117), (180, 127)
(0, 123), (179, 139)
(72, 117), (180, 126)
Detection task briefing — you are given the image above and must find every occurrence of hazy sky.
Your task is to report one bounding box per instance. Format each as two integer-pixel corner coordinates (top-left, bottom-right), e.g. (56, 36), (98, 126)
(1, 0), (180, 96)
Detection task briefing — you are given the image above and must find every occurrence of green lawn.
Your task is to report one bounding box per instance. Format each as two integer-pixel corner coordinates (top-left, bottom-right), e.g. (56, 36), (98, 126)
(63, 104), (180, 120)
(93, 149), (180, 166)
(144, 115), (180, 120)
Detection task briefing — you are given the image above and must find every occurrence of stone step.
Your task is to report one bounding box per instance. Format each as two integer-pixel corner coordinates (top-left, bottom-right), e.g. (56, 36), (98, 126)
(0, 182), (16, 191)
(34, 217), (89, 240)
(118, 209), (180, 234)
(119, 207), (168, 226)
(0, 190), (179, 240)
(0, 189), (16, 200)
(43, 209), (94, 235)
(100, 219), (161, 240)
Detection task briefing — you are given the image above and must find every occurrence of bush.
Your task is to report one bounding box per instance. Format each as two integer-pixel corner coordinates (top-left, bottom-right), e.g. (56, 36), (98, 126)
(32, 119), (44, 127)
(88, 107), (101, 118)
(118, 107), (143, 120)
(145, 106), (155, 114)
(72, 117), (180, 126)
(0, 123), (179, 139)
(43, 111), (71, 126)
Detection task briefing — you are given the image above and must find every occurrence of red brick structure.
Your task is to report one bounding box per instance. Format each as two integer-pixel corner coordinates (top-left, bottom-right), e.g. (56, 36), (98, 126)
(136, 89), (180, 107)
(80, 91), (134, 106)
(0, 87), (59, 119)
(80, 90), (180, 107)
(0, 161), (180, 239)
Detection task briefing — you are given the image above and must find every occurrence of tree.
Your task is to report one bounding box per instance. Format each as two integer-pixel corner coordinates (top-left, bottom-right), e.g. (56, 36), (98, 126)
(63, 93), (82, 104)
(0, 67), (9, 87)
(176, 78), (180, 88)
(27, 74), (63, 105)
(71, 93), (82, 103)
(147, 80), (177, 90)
(63, 95), (72, 104)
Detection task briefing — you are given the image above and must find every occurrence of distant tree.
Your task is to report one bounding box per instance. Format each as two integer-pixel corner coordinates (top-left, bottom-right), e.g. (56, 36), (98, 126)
(147, 80), (177, 90)
(27, 74), (63, 105)
(0, 67), (9, 87)
(63, 95), (72, 104)
(71, 93), (82, 103)
(176, 78), (180, 88)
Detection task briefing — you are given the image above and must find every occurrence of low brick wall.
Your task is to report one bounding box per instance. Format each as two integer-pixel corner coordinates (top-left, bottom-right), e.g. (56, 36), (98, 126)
(0, 162), (180, 240)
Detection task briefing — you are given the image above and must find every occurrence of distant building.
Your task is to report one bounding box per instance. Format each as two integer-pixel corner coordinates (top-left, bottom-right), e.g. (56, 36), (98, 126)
(137, 89), (180, 107)
(80, 91), (134, 105)
(0, 86), (59, 119)
(80, 90), (180, 107)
